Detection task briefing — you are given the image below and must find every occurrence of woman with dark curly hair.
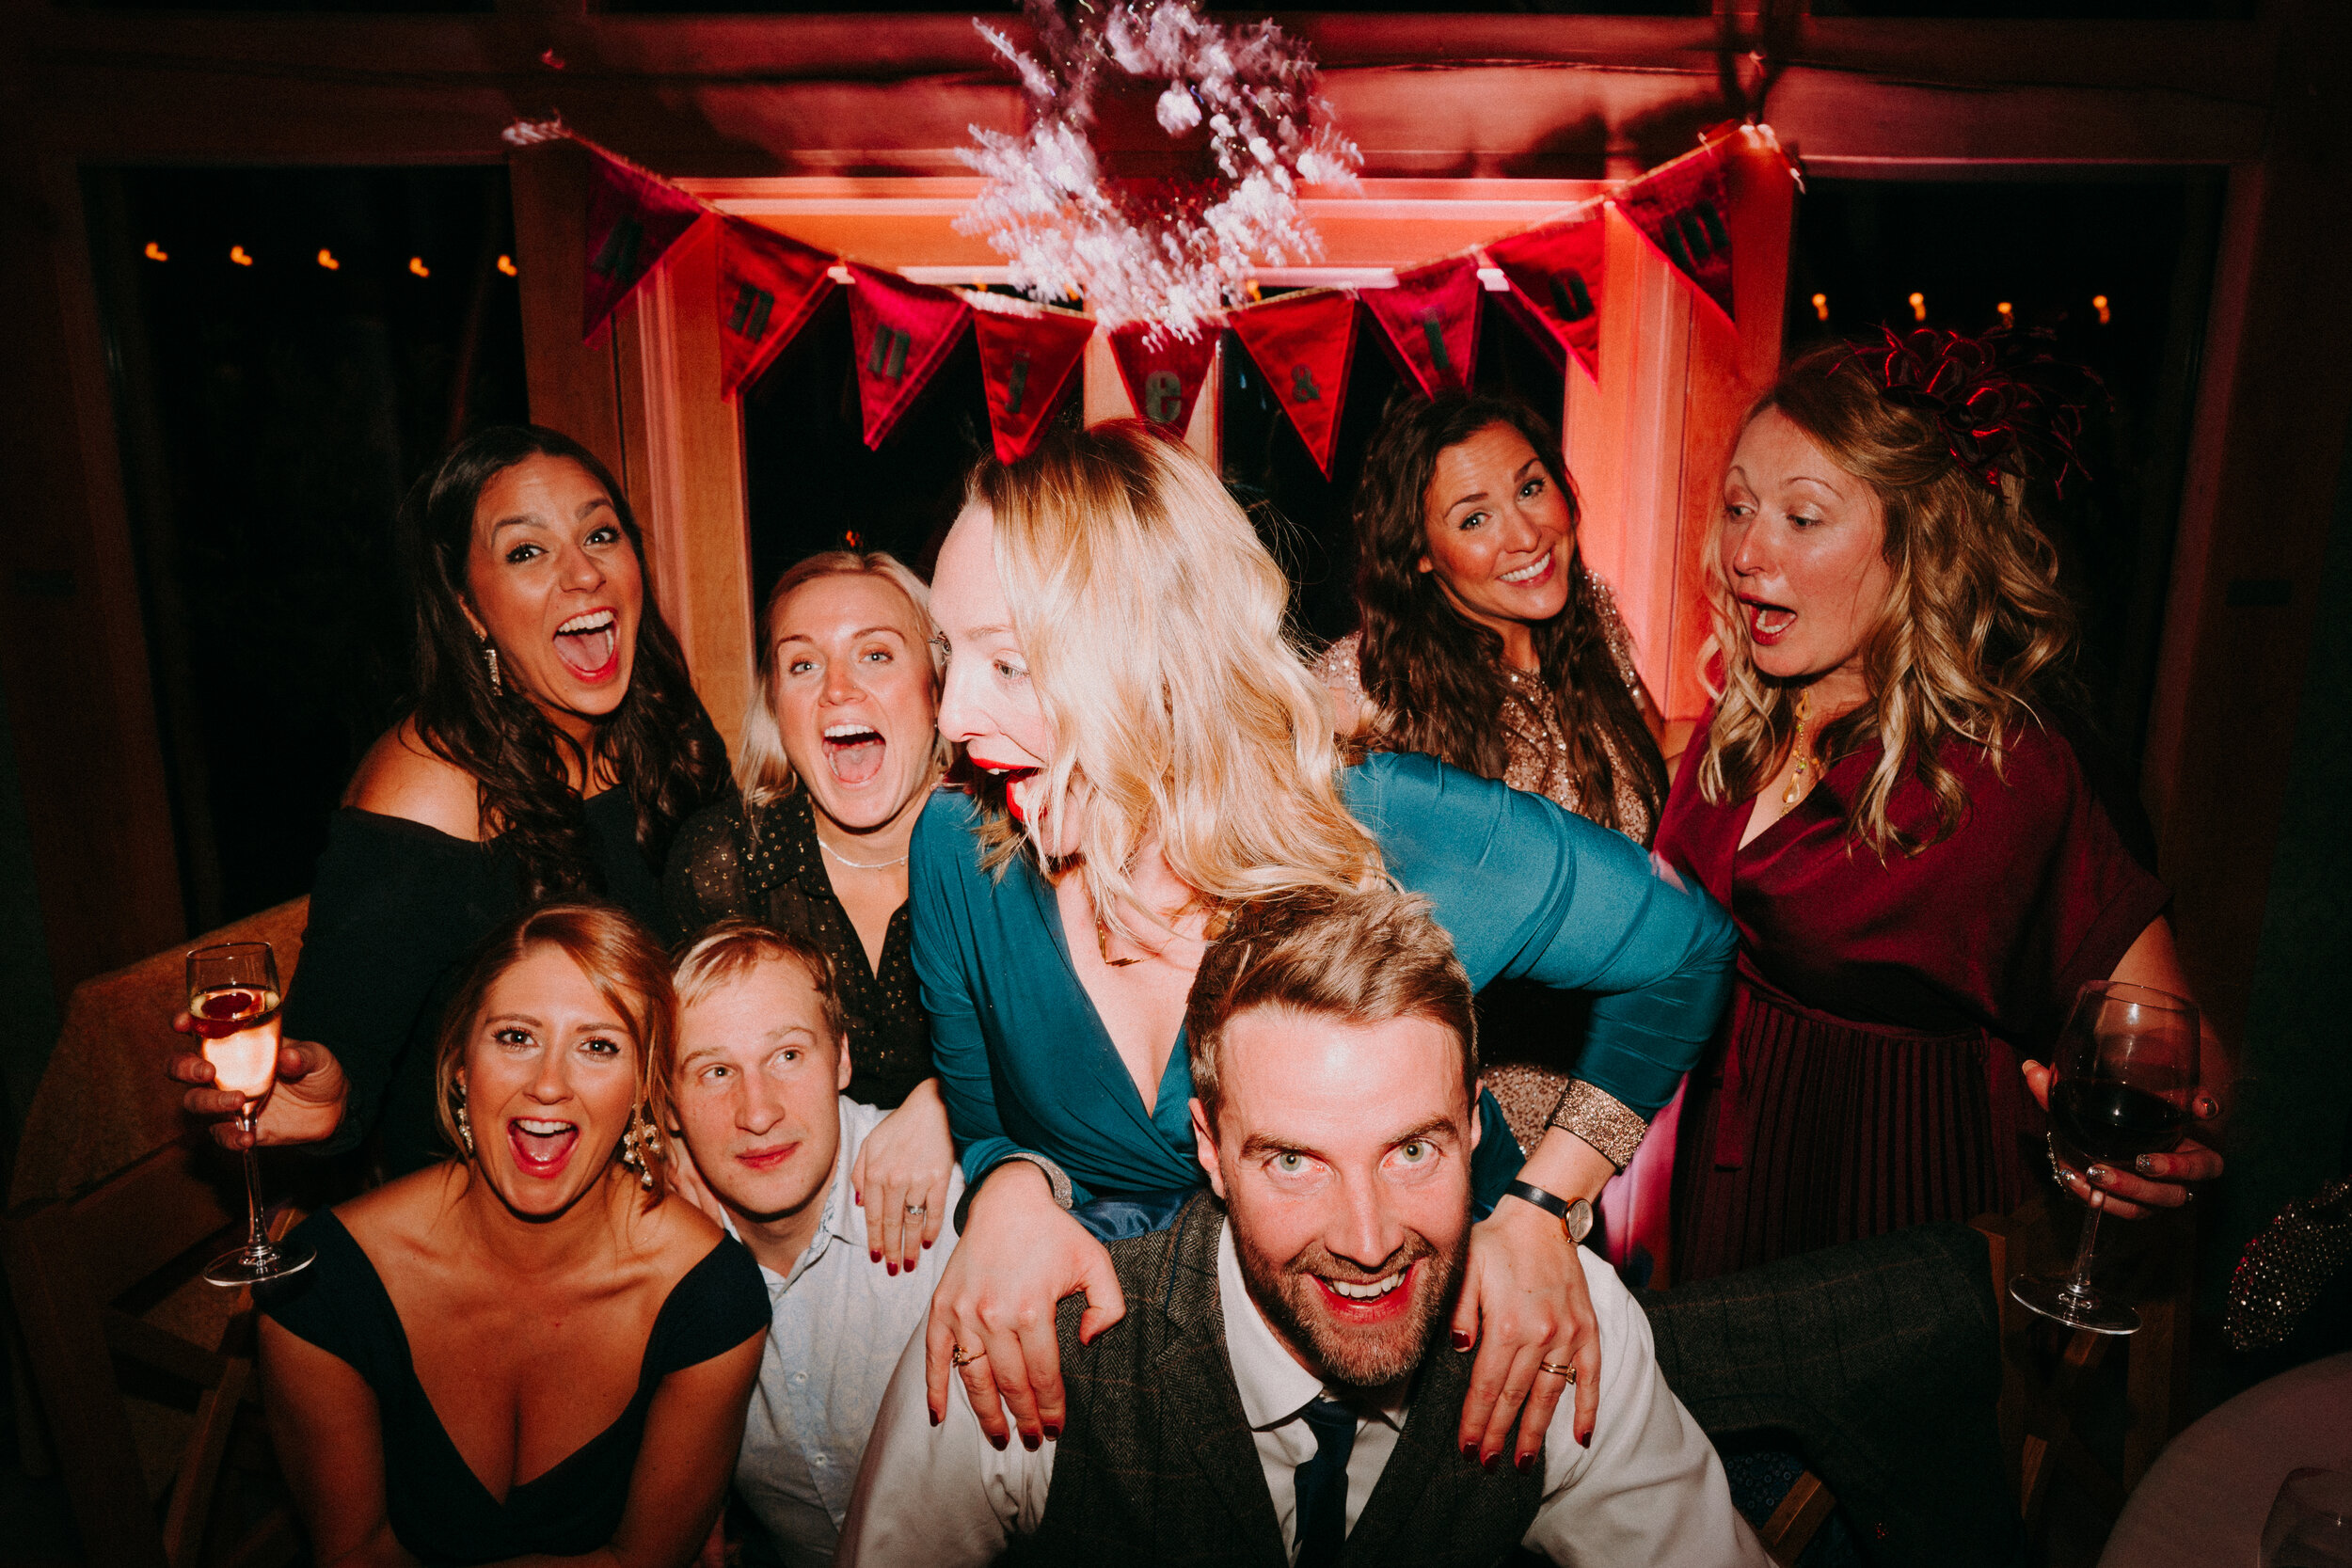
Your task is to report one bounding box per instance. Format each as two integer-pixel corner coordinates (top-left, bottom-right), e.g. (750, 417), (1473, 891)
(1658, 333), (2226, 1282)
(1314, 392), (1673, 1164)
(173, 426), (731, 1177)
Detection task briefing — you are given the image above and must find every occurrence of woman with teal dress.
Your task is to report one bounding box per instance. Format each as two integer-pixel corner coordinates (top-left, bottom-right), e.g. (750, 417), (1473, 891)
(911, 421), (1736, 1473)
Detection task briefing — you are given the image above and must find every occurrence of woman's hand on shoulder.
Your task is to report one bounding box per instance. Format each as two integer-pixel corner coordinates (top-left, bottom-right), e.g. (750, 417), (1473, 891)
(344, 721), (482, 840)
(924, 1162), (1125, 1449)
(851, 1077), (955, 1273)
(1458, 1191), (1600, 1465)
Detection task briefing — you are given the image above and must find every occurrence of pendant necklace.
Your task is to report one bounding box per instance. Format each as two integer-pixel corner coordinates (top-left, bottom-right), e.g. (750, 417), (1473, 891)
(1781, 689), (1820, 808)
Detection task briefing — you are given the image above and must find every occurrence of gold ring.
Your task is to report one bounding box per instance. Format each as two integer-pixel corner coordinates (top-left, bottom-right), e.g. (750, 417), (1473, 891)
(1539, 1359), (1577, 1383)
(949, 1343), (982, 1369)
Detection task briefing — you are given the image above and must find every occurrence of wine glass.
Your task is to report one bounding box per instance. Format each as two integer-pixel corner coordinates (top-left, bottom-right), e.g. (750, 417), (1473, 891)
(187, 942), (313, 1287)
(2010, 979), (2200, 1335)
(2264, 1468), (2352, 1567)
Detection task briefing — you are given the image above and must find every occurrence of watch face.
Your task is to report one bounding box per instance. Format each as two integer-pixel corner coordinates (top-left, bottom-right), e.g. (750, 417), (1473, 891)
(1565, 1198), (1595, 1244)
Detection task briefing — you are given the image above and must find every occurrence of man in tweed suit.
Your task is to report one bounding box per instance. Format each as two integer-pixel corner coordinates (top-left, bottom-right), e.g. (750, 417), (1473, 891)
(838, 886), (1763, 1566)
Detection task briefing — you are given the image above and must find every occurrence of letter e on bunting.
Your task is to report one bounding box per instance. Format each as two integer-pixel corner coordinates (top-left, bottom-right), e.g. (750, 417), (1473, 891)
(1486, 214), (1605, 384)
(970, 304), (1095, 463)
(581, 144), (710, 341)
(1362, 257), (1481, 398)
(717, 218), (834, 396)
(1616, 142), (1735, 326)
(846, 265), (971, 451)
(1228, 289), (1358, 477)
(1108, 324), (1218, 435)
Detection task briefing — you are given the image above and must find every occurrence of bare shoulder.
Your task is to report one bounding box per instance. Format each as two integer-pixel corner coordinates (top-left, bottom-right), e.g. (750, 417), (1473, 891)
(344, 719), (483, 840)
(334, 1163), (468, 1261)
(640, 1184), (727, 1276)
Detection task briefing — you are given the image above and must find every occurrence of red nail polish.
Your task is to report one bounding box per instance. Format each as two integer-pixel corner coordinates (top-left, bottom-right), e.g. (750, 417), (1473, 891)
(1043, 1422), (1062, 1441)
(1451, 1330), (1472, 1351)
(930, 1410), (942, 1428)
(989, 1433), (1009, 1451)
(1482, 1451), (1500, 1471)
(1461, 1441), (1478, 1460)
(1579, 1429), (1591, 1449)
(1022, 1432), (1041, 1451)
(1517, 1453), (1537, 1473)
(871, 1250), (882, 1262)
(887, 1262), (899, 1276)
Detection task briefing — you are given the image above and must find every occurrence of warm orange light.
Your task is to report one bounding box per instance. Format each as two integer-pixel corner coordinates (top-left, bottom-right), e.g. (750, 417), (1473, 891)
(2092, 293), (2111, 325)
(316, 248), (341, 271)
(229, 245), (253, 267)
(1996, 301), (2015, 329)
(408, 256), (431, 278)
(1810, 293), (1829, 322)
(143, 242), (168, 262)
(497, 254), (517, 277)
(1908, 292), (1927, 323)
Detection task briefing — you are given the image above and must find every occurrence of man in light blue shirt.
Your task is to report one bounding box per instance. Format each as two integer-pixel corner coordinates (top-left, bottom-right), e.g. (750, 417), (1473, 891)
(672, 923), (961, 1566)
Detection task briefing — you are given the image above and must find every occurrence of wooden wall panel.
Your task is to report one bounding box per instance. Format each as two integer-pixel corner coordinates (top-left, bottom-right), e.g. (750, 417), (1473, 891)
(509, 140), (626, 483)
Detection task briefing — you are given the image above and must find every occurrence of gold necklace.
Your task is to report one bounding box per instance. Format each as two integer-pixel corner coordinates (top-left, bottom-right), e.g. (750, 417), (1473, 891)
(1781, 689), (1820, 808)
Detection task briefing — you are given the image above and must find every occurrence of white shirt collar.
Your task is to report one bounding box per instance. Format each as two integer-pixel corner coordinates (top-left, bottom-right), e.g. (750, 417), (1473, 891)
(1215, 1212), (1409, 1432)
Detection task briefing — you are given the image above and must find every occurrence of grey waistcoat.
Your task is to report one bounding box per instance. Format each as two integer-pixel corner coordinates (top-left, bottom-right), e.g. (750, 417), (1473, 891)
(1008, 1193), (1544, 1567)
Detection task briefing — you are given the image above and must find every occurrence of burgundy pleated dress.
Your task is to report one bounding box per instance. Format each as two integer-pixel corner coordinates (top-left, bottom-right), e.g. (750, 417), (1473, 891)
(1654, 712), (2171, 1283)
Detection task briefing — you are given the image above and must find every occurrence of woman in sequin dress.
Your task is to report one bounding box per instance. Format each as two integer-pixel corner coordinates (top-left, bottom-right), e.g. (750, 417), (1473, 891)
(1313, 393), (1673, 1166)
(664, 550), (957, 1270)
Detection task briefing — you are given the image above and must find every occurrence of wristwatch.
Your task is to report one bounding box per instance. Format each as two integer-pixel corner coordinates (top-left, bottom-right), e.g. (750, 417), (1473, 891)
(1502, 1179), (1595, 1245)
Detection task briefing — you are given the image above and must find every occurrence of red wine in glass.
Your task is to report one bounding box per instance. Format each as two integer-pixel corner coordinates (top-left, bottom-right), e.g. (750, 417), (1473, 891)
(2011, 979), (2200, 1336)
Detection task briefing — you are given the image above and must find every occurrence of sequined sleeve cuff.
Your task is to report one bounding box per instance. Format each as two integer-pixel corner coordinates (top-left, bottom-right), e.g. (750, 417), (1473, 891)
(953, 1150), (1076, 1232)
(1547, 1080), (1648, 1172)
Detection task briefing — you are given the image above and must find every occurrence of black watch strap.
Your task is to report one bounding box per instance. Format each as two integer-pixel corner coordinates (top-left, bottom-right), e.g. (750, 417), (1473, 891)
(1502, 1179), (1594, 1243)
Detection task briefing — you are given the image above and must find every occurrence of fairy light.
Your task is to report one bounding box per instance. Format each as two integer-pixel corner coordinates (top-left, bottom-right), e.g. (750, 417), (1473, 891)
(1811, 293), (1829, 322)
(2092, 293), (2111, 325)
(497, 254), (517, 277)
(143, 242), (168, 262)
(229, 245), (254, 267)
(1996, 301), (2015, 329)
(408, 256), (431, 278)
(316, 248), (341, 271)
(1908, 292), (1927, 323)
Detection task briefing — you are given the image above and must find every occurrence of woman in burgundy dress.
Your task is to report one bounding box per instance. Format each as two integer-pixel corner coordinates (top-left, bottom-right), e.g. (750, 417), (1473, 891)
(1658, 332), (2226, 1282)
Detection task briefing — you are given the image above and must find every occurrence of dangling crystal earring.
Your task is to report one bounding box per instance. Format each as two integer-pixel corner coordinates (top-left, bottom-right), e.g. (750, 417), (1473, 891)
(481, 638), (501, 696)
(619, 1109), (659, 1192)
(453, 1084), (475, 1157)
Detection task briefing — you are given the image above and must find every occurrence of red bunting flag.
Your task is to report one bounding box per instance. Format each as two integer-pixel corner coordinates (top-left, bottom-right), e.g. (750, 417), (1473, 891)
(1617, 143), (1734, 325)
(716, 218), (835, 396)
(846, 266), (971, 451)
(1362, 257), (1482, 399)
(1227, 289), (1359, 477)
(1486, 214), (1605, 384)
(581, 146), (710, 341)
(1108, 324), (1218, 435)
(970, 305), (1096, 463)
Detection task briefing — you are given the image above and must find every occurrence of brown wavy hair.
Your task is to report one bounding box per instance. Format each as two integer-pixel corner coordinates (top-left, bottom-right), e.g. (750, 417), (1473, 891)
(400, 425), (729, 900)
(433, 902), (678, 1199)
(1697, 342), (2082, 856)
(1350, 393), (1666, 841)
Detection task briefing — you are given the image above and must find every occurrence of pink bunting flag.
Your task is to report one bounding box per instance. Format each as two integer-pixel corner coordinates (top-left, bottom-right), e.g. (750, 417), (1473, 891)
(1107, 324), (1218, 434)
(846, 265), (972, 451)
(581, 145), (710, 341)
(1227, 289), (1359, 477)
(971, 306), (1096, 464)
(1486, 214), (1606, 384)
(1617, 143), (1735, 325)
(1361, 256), (1482, 398)
(716, 218), (835, 396)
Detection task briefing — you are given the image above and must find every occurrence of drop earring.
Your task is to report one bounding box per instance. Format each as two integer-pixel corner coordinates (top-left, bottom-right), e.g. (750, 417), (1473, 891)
(619, 1109), (660, 1192)
(481, 638), (501, 696)
(453, 1084), (475, 1157)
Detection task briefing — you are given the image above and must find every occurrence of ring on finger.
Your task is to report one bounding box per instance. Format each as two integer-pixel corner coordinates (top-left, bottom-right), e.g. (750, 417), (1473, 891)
(905, 1201), (928, 1217)
(950, 1342), (984, 1369)
(1538, 1359), (1577, 1383)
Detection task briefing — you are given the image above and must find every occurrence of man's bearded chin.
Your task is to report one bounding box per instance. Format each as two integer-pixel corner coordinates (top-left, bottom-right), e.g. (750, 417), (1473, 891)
(1232, 1221), (1469, 1391)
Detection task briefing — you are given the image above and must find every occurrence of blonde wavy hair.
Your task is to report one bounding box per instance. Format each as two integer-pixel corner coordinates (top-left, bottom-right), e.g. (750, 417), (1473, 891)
(735, 549), (951, 811)
(1699, 342), (2080, 856)
(965, 421), (1383, 943)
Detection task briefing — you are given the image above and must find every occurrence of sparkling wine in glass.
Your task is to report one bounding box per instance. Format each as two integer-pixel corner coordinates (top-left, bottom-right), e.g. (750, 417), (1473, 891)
(187, 942), (313, 1287)
(2010, 979), (2199, 1335)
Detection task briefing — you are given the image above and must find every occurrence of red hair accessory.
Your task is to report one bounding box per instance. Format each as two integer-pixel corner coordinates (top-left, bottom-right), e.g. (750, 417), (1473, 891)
(1845, 326), (2101, 495)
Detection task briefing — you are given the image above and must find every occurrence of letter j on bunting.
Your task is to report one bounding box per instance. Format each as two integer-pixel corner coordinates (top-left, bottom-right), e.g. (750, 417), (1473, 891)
(1617, 142), (1735, 326)
(846, 265), (972, 451)
(581, 145), (711, 341)
(970, 305), (1096, 463)
(1108, 324), (1218, 435)
(1362, 256), (1481, 398)
(716, 218), (835, 396)
(1227, 288), (1358, 478)
(1486, 214), (1605, 385)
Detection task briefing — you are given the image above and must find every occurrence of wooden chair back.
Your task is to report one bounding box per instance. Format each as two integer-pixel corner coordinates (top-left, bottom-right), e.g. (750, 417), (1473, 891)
(4, 1137), (300, 1568)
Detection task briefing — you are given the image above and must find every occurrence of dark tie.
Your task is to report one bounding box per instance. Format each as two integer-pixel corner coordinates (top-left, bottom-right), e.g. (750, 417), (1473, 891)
(1292, 1396), (1359, 1568)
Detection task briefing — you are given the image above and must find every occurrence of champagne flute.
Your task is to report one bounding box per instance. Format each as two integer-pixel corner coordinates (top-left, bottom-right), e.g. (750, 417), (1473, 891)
(2011, 979), (2200, 1335)
(187, 942), (313, 1287)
